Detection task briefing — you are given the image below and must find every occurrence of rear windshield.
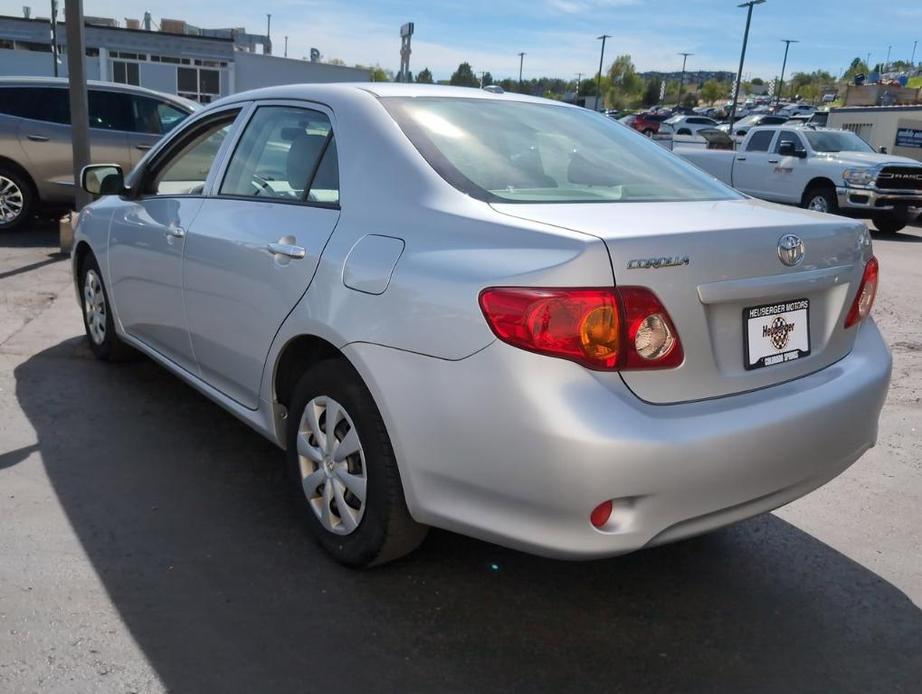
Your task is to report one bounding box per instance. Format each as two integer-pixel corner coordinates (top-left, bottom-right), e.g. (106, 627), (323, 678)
(381, 97), (739, 204)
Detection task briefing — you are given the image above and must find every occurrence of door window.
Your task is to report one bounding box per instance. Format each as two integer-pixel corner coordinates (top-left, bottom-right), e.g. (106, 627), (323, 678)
(745, 130), (775, 152)
(131, 95), (190, 134)
(219, 105), (338, 204)
(88, 90), (133, 131)
(146, 115), (237, 196)
(774, 130), (804, 153)
(0, 87), (69, 124)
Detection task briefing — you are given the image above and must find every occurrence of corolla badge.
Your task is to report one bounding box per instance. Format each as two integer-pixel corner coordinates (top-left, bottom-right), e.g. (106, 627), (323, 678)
(777, 234), (805, 267)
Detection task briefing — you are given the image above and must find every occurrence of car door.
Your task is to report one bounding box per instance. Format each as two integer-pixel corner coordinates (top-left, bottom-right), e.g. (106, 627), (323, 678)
(13, 86), (78, 202)
(107, 107), (244, 373)
(181, 102), (341, 408)
(86, 89), (134, 171)
(729, 129), (777, 198)
(128, 94), (193, 168)
(762, 129), (809, 203)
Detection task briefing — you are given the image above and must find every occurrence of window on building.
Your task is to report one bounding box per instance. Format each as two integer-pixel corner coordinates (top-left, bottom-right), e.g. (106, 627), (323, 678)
(112, 60), (140, 86)
(842, 122), (874, 141)
(177, 67), (221, 104)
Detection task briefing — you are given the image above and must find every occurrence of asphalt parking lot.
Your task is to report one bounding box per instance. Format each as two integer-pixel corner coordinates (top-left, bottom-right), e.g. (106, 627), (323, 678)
(1, 221), (921, 693)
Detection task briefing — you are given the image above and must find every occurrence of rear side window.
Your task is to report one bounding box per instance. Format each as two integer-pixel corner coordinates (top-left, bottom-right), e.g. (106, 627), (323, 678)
(88, 90), (133, 131)
(219, 105), (338, 204)
(745, 130), (775, 152)
(0, 87), (69, 124)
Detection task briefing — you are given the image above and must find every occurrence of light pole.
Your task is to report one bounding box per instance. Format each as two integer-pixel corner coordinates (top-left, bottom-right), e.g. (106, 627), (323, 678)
(677, 52), (692, 106)
(284, 36), (288, 58)
(49, 0), (59, 77)
(517, 52), (525, 90)
(912, 40), (918, 68)
(885, 45), (891, 73)
(596, 34), (611, 111)
(728, 0), (765, 133)
(775, 38), (798, 107)
(266, 14), (271, 55)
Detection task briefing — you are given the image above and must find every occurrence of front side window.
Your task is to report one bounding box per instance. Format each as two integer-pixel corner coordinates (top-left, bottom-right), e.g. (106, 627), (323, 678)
(383, 97), (738, 203)
(220, 106), (338, 204)
(803, 130), (873, 153)
(147, 115), (236, 195)
(774, 130), (805, 153)
(131, 95), (189, 134)
(745, 130), (775, 152)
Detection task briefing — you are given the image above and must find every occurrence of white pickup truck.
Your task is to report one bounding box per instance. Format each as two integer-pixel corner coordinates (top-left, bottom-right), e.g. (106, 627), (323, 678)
(678, 126), (922, 233)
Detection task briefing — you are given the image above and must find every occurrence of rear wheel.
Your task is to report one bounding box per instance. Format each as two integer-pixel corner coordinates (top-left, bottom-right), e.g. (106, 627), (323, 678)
(0, 167), (33, 231)
(801, 185), (837, 215)
(286, 359), (428, 567)
(872, 215), (906, 234)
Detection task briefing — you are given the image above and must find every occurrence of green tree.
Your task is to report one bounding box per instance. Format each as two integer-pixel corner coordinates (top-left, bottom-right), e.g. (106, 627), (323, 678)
(449, 62), (479, 88)
(328, 58), (345, 66)
(481, 71), (494, 87)
(699, 79), (722, 105)
(750, 77), (764, 85)
(416, 67), (434, 84)
(643, 78), (662, 106)
(843, 57), (869, 81)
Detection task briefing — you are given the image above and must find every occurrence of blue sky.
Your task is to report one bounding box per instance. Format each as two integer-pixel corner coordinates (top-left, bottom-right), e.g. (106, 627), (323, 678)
(5, 0), (921, 81)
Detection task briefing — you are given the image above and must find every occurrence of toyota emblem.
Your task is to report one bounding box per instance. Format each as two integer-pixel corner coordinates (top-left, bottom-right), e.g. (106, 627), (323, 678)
(777, 234), (805, 267)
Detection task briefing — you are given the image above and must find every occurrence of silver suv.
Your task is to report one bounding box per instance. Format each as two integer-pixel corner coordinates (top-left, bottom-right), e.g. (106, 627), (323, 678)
(0, 77), (196, 230)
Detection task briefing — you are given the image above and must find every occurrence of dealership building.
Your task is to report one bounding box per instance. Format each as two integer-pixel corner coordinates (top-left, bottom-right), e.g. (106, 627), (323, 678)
(828, 105), (922, 163)
(0, 14), (370, 102)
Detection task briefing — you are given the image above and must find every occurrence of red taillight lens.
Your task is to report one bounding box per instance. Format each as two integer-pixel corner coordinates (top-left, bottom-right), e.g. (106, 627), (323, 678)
(478, 286), (683, 370)
(844, 256), (879, 329)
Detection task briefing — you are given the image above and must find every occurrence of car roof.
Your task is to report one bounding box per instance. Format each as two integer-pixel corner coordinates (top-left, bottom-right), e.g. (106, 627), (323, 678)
(0, 76), (198, 110)
(211, 82), (573, 109)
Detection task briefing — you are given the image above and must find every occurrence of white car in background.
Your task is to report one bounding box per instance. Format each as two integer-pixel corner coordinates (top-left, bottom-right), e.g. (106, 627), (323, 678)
(663, 114), (720, 136)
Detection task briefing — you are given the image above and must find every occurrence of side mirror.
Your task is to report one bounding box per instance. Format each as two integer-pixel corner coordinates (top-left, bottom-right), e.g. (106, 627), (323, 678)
(81, 164), (125, 196)
(777, 141), (796, 157)
(879, 146), (888, 154)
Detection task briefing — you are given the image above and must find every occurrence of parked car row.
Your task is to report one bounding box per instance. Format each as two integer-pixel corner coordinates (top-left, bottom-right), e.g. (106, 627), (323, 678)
(0, 77), (197, 230)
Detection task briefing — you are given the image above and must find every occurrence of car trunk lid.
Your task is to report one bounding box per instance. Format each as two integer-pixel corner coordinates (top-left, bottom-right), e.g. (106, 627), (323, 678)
(491, 198), (870, 404)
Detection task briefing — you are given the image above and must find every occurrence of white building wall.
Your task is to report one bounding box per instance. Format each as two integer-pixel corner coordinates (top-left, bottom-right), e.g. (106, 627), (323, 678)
(0, 48), (101, 80)
(233, 52), (370, 91)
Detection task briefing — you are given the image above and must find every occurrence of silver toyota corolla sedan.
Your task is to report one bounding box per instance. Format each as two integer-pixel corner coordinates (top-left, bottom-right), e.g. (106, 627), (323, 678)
(72, 83), (891, 567)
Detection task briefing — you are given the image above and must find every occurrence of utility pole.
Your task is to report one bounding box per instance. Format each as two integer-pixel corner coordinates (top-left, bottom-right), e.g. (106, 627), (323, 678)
(885, 45), (891, 72)
(775, 38), (798, 107)
(912, 40), (918, 68)
(596, 34), (611, 111)
(49, 0), (59, 77)
(866, 52), (871, 73)
(64, 0), (91, 210)
(266, 14), (271, 55)
(728, 1), (765, 133)
(517, 52), (525, 90)
(677, 52), (692, 105)
(284, 36), (288, 58)
(575, 71), (582, 100)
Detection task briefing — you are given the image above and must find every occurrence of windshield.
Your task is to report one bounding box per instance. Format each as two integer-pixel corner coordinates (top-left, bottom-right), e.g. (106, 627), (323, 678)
(382, 97), (739, 204)
(803, 130), (874, 153)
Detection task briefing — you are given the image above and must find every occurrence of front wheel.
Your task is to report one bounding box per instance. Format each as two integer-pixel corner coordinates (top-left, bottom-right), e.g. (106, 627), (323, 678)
(801, 186), (838, 215)
(872, 215), (907, 234)
(0, 167), (33, 231)
(79, 254), (133, 361)
(286, 360), (428, 567)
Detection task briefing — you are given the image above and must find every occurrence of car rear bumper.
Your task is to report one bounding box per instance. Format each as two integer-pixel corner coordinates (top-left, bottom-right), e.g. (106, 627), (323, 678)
(837, 186), (922, 215)
(345, 318), (891, 560)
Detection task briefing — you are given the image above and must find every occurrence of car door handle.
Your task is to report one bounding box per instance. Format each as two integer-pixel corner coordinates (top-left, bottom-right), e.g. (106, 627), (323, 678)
(165, 225), (186, 239)
(26, 134), (49, 142)
(768, 158), (779, 163)
(736, 156), (746, 161)
(267, 242), (306, 259)
(135, 144), (152, 151)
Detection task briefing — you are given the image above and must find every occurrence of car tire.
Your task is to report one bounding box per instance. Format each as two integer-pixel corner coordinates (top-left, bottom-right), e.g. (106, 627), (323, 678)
(0, 166), (34, 231)
(801, 186), (838, 215)
(79, 254), (133, 361)
(872, 216), (906, 234)
(286, 359), (428, 568)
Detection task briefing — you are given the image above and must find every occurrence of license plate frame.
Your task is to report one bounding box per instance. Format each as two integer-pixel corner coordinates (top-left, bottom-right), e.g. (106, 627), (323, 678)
(743, 298), (811, 370)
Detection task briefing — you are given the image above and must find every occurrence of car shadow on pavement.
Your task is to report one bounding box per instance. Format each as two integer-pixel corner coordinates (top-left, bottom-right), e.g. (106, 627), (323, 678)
(13, 339), (922, 694)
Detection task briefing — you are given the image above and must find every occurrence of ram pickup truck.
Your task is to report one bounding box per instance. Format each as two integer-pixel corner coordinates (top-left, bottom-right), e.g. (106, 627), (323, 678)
(678, 125), (922, 233)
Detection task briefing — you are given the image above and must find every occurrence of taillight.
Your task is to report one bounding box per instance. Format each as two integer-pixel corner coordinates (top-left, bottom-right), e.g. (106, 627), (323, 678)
(844, 256), (878, 329)
(478, 286), (683, 370)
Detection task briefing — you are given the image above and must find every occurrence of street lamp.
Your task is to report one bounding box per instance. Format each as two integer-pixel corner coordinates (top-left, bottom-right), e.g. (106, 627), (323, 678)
(775, 39), (798, 107)
(728, 0), (765, 133)
(518, 52), (525, 90)
(596, 34), (612, 111)
(912, 40), (918, 69)
(677, 52), (692, 106)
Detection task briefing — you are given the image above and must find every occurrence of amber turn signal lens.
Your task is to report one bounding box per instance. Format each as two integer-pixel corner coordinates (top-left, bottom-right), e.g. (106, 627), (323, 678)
(579, 305), (620, 362)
